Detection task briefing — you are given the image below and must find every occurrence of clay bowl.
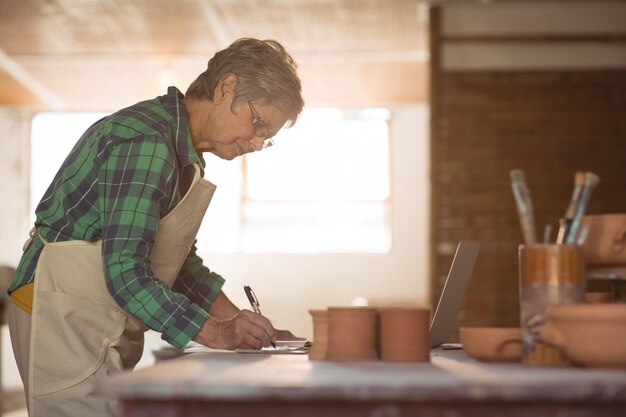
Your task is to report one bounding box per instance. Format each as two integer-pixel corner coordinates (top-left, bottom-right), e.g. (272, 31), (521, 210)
(460, 327), (522, 363)
(542, 303), (626, 369)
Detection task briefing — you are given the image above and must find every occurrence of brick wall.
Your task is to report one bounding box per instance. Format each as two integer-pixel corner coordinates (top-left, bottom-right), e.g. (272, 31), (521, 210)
(430, 70), (626, 338)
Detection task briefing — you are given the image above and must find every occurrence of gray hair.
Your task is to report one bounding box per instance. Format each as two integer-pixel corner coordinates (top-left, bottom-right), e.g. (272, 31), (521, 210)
(186, 38), (304, 127)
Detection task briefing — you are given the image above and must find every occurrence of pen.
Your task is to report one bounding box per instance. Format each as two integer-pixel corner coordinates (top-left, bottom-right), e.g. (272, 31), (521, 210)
(244, 285), (276, 348)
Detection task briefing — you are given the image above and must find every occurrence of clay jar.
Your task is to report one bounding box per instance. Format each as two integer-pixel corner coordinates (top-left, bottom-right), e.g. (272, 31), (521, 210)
(326, 307), (379, 361)
(308, 309), (328, 360)
(379, 308), (430, 362)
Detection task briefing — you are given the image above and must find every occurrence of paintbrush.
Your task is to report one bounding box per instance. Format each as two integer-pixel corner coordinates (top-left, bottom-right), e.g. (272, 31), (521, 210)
(510, 169), (538, 245)
(564, 172), (600, 244)
(556, 171), (585, 244)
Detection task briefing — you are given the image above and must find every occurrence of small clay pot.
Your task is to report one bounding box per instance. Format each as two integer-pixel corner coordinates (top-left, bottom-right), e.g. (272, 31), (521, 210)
(326, 307), (379, 361)
(379, 308), (430, 362)
(460, 327), (522, 363)
(308, 309), (328, 360)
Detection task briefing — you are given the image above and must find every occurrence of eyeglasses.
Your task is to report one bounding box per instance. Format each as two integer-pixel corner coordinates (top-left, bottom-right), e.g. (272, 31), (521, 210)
(248, 101), (274, 149)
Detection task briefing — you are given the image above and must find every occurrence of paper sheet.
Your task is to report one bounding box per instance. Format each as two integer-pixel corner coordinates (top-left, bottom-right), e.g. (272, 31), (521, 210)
(183, 340), (311, 355)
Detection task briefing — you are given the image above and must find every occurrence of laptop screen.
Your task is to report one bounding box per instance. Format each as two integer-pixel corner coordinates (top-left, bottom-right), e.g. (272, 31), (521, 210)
(429, 241), (481, 348)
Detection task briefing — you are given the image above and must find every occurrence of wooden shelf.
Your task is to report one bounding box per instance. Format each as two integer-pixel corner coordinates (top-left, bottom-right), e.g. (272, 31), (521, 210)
(587, 266), (626, 281)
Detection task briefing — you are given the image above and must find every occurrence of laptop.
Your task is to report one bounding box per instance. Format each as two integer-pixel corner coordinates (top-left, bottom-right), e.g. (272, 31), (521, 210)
(429, 241), (481, 348)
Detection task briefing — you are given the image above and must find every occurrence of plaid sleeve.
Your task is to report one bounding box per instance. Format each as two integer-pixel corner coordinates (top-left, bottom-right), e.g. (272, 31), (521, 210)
(99, 136), (209, 349)
(171, 242), (225, 313)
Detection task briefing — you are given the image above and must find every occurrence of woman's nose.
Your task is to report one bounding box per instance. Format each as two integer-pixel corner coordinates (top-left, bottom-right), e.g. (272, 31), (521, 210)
(249, 135), (265, 151)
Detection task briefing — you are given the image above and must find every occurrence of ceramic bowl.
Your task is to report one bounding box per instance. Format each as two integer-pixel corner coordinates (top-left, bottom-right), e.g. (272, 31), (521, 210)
(460, 327), (522, 362)
(542, 303), (626, 368)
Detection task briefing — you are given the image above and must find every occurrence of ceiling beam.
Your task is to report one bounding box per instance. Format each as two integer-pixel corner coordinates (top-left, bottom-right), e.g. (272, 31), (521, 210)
(199, 0), (233, 49)
(0, 49), (65, 111)
(11, 50), (429, 66)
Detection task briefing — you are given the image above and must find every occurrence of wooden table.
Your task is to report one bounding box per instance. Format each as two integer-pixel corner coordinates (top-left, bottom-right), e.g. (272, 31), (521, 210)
(99, 347), (626, 417)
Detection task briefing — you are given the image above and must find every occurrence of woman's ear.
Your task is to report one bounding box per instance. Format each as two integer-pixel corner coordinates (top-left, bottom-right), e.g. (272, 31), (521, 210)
(214, 73), (238, 104)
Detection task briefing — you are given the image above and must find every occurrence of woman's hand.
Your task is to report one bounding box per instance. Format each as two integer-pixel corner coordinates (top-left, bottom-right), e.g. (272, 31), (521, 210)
(193, 309), (276, 350)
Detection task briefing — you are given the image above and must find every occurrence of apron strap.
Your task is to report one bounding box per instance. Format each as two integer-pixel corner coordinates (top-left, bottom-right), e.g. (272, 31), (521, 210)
(23, 226), (51, 251)
(22, 227), (40, 251)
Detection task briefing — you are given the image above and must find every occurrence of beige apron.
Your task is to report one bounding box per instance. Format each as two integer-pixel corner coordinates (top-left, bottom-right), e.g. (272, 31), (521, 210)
(28, 164), (216, 417)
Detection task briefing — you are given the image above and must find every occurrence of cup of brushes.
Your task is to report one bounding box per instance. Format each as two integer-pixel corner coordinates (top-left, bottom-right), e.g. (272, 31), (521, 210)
(508, 169), (623, 368)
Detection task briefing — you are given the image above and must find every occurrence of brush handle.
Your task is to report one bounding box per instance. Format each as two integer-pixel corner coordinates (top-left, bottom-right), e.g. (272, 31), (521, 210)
(564, 184), (596, 244)
(511, 182), (537, 245)
(555, 218), (570, 244)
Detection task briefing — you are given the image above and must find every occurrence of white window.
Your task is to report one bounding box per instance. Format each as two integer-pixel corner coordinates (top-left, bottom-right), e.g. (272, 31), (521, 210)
(31, 108), (392, 254)
(201, 107), (392, 254)
(30, 112), (108, 220)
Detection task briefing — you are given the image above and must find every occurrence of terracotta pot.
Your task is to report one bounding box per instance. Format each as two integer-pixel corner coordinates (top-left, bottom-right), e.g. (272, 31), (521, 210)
(379, 308), (430, 362)
(460, 327), (522, 363)
(326, 307), (379, 361)
(540, 303), (626, 369)
(308, 309), (328, 360)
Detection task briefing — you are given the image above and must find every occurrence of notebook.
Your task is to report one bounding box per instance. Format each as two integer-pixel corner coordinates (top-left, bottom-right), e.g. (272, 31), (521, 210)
(429, 241), (481, 348)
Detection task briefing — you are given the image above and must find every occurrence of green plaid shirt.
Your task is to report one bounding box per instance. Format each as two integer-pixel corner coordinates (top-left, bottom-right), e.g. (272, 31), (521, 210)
(9, 87), (224, 349)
